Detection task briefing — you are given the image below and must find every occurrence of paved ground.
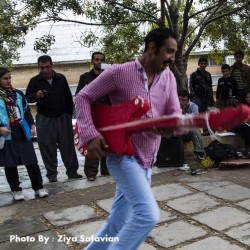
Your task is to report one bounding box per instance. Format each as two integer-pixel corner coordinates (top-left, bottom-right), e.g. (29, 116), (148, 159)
(0, 142), (250, 250)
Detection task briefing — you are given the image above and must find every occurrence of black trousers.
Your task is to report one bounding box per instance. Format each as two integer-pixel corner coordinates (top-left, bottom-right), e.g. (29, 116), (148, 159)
(4, 164), (43, 192)
(237, 89), (247, 104)
(84, 157), (109, 178)
(36, 113), (79, 179)
(231, 124), (250, 148)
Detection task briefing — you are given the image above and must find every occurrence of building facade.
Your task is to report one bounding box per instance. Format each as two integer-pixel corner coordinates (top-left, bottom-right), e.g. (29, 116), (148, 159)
(13, 23), (246, 94)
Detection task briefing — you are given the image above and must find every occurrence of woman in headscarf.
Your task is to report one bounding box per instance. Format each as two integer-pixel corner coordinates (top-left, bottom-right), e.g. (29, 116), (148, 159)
(0, 67), (48, 200)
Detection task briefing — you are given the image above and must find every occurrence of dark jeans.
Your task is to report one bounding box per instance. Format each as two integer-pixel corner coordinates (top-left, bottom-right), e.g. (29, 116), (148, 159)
(237, 89), (247, 104)
(84, 157), (109, 178)
(4, 164), (43, 192)
(182, 129), (205, 153)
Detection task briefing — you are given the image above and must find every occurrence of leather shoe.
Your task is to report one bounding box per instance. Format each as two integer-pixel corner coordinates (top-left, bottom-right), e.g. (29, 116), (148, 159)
(101, 171), (110, 176)
(68, 173), (82, 179)
(48, 177), (57, 183)
(87, 176), (96, 181)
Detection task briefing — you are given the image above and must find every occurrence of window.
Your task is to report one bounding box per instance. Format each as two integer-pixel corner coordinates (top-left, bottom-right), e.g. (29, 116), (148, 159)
(225, 55), (234, 66)
(207, 57), (220, 66)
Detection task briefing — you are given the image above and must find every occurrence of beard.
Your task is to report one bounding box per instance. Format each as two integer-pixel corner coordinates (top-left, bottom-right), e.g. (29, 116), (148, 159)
(158, 60), (173, 72)
(162, 59), (173, 68)
(41, 72), (53, 79)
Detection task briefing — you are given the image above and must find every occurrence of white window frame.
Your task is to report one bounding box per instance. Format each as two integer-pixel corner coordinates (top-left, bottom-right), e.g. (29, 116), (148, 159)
(207, 57), (221, 66)
(225, 55), (234, 65)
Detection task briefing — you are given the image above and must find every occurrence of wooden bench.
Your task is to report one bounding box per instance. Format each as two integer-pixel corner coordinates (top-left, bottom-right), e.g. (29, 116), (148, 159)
(219, 158), (250, 167)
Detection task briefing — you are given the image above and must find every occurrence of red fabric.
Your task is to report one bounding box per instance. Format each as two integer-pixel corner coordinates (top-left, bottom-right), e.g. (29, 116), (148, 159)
(10, 121), (20, 127)
(74, 97), (150, 156)
(75, 100), (250, 157)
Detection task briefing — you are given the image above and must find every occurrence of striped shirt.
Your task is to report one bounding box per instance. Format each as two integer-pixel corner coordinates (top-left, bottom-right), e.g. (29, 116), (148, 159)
(234, 68), (245, 89)
(75, 58), (181, 168)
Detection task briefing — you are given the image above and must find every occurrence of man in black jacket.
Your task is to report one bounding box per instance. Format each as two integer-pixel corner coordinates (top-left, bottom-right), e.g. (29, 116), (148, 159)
(25, 55), (82, 182)
(75, 52), (110, 181)
(189, 57), (215, 112)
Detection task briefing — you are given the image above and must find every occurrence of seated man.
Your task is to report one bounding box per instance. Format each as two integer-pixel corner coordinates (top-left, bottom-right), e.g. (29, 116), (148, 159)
(178, 90), (205, 160)
(231, 91), (250, 150)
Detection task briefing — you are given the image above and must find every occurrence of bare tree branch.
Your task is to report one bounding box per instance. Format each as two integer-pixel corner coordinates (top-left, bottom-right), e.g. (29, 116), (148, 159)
(34, 17), (158, 26)
(188, 1), (224, 19)
(179, 0), (193, 47)
(185, 1), (247, 40)
(104, 0), (158, 21)
(164, 1), (173, 30)
(206, 2), (250, 24)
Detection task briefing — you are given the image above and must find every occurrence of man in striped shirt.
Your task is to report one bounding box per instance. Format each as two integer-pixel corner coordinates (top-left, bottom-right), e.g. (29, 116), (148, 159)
(230, 50), (250, 103)
(75, 28), (181, 250)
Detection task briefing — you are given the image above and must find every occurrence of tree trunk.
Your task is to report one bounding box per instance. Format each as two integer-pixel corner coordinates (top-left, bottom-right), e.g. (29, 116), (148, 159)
(170, 55), (188, 91)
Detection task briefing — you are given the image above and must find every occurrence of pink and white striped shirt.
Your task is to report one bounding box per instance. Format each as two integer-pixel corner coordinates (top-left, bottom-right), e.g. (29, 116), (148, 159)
(75, 58), (181, 168)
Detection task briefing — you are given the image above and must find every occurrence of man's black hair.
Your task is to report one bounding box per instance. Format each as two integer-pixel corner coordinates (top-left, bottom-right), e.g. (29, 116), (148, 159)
(144, 28), (177, 53)
(221, 64), (230, 70)
(234, 50), (244, 58)
(91, 52), (105, 61)
(178, 89), (191, 100)
(37, 55), (53, 65)
(198, 57), (208, 64)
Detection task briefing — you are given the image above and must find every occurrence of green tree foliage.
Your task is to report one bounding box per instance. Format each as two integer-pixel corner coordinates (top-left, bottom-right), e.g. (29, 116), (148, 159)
(101, 24), (146, 64)
(1, 0), (250, 88)
(0, 0), (29, 66)
(0, 0), (84, 66)
(33, 34), (55, 54)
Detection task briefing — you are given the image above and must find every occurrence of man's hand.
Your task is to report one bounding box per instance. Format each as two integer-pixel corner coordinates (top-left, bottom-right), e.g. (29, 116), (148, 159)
(36, 90), (45, 98)
(87, 136), (109, 159)
(180, 103), (188, 114)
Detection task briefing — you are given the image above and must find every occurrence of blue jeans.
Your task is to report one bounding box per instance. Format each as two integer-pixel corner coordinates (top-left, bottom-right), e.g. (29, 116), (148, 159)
(85, 154), (159, 250)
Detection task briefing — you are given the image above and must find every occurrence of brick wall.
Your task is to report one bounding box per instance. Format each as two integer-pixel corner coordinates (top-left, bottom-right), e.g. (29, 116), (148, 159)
(187, 57), (221, 76)
(11, 56), (224, 90)
(11, 62), (90, 89)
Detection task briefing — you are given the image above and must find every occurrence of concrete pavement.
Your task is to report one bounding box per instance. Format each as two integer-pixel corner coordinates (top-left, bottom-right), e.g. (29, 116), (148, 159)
(0, 142), (250, 250)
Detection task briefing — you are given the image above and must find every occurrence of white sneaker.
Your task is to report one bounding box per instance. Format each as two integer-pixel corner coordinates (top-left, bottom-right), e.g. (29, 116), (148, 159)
(35, 189), (49, 198)
(12, 191), (25, 201)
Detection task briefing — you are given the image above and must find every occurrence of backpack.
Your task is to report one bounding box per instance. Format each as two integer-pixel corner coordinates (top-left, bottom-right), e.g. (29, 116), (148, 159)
(205, 140), (238, 162)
